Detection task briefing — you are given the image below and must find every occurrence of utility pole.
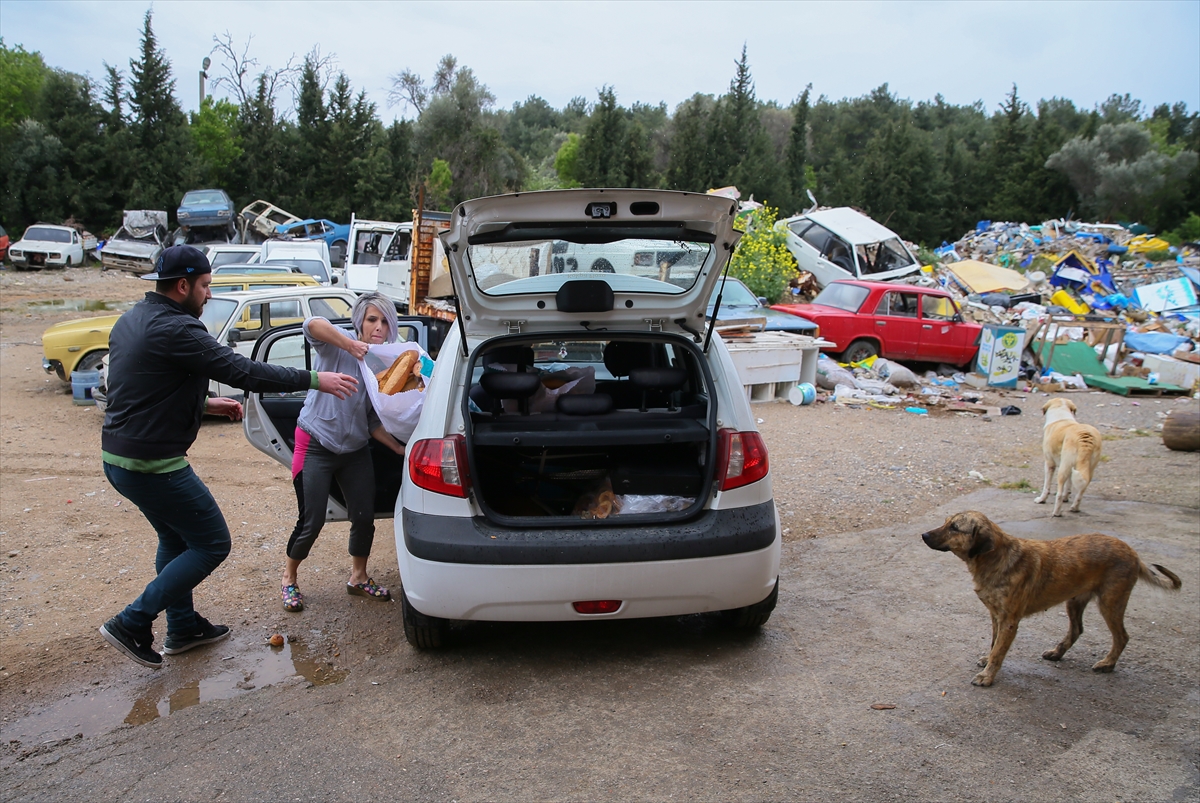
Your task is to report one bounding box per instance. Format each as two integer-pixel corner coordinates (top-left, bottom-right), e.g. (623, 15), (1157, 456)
(199, 56), (210, 108)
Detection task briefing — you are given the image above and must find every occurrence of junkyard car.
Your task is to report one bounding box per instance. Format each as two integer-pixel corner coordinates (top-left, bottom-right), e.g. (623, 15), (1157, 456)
(42, 278), (330, 382)
(709, 277), (819, 335)
(0, 224), (9, 261)
(777, 207), (922, 287)
(212, 263), (302, 277)
(100, 210), (169, 274)
(239, 200), (302, 244)
(176, 189), (237, 243)
(8, 224), (87, 269)
(276, 218), (351, 266)
(203, 243), (262, 268)
(771, 279), (982, 366)
(260, 239), (335, 285)
(248, 189), (781, 648)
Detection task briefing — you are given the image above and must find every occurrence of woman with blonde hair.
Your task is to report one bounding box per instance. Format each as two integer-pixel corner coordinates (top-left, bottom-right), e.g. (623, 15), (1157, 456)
(281, 292), (405, 612)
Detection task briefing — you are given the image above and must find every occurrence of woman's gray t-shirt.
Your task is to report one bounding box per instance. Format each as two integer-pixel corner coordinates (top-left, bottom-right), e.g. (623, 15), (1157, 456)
(296, 318), (380, 454)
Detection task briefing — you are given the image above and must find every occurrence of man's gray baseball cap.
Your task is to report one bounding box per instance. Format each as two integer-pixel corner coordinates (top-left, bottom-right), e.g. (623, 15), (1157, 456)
(141, 245), (212, 281)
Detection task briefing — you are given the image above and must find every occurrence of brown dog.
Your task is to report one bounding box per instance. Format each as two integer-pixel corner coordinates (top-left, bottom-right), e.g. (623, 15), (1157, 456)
(1034, 398), (1102, 516)
(922, 511), (1181, 686)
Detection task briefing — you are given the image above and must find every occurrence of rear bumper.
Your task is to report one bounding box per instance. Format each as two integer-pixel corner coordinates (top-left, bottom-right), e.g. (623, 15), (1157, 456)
(402, 500), (777, 565)
(396, 501), (780, 621)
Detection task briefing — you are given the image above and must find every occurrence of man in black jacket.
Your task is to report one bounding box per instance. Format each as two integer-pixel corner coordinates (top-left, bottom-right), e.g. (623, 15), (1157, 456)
(99, 245), (359, 668)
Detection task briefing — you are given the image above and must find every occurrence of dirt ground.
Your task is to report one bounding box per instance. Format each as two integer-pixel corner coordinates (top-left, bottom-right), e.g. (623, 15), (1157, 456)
(1, 266), (1198, 800)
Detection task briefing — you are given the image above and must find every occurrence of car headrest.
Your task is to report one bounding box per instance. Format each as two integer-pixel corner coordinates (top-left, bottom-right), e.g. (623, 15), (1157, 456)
(557, 393), (613, 416)
(629, 367), (687, 391)
(603, 341), (656, 378)
(480, 371), (541, 400)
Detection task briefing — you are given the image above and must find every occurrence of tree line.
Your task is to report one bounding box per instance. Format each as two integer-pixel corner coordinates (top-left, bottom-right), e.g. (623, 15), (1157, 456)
(2, 11), (1197, 246)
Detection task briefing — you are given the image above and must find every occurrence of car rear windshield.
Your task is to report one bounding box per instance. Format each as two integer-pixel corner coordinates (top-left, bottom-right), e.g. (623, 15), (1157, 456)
(709, 279), (757, 307)
(24, 226), (71, 243)
(812, 283), (870, 312)
(267, 259), (328, 283)
(210, 252), (258, 268)
(466, 238), (712, 297)
(182, 190), (227, 206)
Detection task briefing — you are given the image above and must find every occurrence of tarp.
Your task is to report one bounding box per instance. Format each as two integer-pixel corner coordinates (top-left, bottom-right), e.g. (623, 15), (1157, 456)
(946, 259), (1031, 294)
(1049, 249), (1117, 294)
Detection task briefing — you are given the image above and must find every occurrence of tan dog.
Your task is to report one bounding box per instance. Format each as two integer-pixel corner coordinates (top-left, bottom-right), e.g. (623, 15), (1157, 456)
(1034, 398), (1102, 516)
(922, 511), (1181, 686)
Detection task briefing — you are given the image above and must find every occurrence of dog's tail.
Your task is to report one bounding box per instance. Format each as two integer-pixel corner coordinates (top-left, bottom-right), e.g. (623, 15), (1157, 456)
(1138, 561), (1182, 591)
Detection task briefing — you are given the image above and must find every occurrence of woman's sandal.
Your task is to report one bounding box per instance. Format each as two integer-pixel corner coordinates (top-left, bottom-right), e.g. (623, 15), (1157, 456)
(346, 578), (390, 601)
(282, 584), (304, 612)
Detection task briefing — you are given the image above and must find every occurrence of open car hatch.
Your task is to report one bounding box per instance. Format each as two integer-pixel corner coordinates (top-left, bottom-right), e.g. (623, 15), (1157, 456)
(441, 189), (743, 336)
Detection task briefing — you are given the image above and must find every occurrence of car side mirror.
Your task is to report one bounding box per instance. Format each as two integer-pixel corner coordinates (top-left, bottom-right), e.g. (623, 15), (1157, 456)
(331, 274), (339, 284)
(952, 312), (963, 323)
(756, 297), (768, 306)
(227, 329), (241, 345)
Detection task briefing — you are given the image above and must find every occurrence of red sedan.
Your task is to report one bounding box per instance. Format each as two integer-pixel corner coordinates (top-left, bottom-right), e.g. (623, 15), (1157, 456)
(772, 280), (982, 367)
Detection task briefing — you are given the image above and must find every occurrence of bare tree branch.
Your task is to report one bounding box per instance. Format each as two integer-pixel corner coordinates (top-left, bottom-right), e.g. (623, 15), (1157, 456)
(387, 69), (427, 114)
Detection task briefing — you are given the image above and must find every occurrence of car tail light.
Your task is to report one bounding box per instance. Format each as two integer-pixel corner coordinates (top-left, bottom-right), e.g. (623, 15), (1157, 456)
(408, 435), (470, 497)
(573, 600), (622, 614)
(715, 428), (769, 491)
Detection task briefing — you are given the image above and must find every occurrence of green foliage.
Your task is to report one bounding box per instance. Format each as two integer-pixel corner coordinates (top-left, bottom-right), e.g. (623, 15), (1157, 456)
(190, 97), (242, 187)
(0, 39), (48, 145)
(553, 132), (581, 187)
(426, 158), (453, 210)
(726, 206), (797, 304)
(1162, 212), (1200, 245)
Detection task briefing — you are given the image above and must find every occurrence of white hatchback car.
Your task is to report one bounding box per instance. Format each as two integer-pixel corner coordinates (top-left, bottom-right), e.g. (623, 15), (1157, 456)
(777, 207), (922, 288)
(8, 224), (87, 269)
(386, 189), (779, 648)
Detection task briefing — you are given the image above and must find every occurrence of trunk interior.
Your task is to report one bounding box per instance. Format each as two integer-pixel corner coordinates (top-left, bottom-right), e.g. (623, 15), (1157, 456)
(465, 334), (716, 526)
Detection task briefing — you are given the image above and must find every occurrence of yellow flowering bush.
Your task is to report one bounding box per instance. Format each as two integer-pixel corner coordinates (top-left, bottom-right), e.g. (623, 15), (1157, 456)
(727, 206), (797, 304)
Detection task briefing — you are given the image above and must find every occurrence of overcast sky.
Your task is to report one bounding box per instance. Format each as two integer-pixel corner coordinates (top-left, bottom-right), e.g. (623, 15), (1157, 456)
(3, 0), (1198, 121)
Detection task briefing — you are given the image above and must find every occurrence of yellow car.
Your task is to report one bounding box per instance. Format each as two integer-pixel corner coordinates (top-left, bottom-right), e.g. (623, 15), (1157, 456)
(41, 273), (320, 380)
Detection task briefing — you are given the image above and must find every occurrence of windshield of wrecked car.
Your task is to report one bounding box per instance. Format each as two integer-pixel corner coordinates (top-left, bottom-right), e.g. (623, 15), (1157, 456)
(210, 252), (258, 268)
(25, 227), (71, 243)
(709, 280), (758, 307)
(467, 238), (710, 296)
(812, 282), (870, 312)
(857, 238), (915, 275)
(199, 298), (238, 337)
(182, 191), (227, 206)
(268, 259), (328, 283)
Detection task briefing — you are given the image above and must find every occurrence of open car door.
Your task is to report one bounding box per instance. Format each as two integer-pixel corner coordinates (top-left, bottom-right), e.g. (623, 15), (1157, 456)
(243, 317), (429, 521)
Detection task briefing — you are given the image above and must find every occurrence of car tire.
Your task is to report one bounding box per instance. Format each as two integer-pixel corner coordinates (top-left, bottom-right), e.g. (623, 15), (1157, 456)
(722, 579), (778, 629)
(75, 350), (108, 375)
(402, 587), (448, 649)
(841, 339), (879, 363)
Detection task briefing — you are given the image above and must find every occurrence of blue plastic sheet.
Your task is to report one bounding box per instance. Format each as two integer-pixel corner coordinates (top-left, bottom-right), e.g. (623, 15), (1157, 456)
(1123, 331), (1191, 354)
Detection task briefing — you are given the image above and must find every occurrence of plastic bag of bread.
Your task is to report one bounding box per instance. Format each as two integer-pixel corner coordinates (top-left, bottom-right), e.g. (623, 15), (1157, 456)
(359, 342), (432, 443)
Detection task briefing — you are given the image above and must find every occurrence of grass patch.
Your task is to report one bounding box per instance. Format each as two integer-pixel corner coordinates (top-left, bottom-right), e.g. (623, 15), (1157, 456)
(999, 478), (1034, 492)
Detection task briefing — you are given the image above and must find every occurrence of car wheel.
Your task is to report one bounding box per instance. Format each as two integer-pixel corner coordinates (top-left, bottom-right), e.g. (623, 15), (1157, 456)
(722, 579), (778, 629)
(75, 350), (107, 374)
(330, 240), (347, 268)
(65, 256), (72, 267)
(401, 587), (448, 649)
(841, 339), (879, 364)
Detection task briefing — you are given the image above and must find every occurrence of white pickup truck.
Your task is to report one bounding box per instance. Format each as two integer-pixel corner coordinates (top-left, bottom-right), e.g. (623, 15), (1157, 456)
(344, 215), (414, 302)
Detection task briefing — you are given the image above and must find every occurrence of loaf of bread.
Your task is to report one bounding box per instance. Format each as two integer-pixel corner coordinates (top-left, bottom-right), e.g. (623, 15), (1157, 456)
(375, 351), (422, 395)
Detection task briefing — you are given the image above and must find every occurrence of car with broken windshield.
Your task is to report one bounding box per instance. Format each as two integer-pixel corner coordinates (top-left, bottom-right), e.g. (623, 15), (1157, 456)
(771, 279), (982, 366)
(247, 189), (781, 648)
(777, 207), (922, 288)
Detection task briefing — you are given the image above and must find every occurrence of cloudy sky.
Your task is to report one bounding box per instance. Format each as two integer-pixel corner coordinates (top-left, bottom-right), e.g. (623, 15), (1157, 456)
(3, 0), (1198, 120)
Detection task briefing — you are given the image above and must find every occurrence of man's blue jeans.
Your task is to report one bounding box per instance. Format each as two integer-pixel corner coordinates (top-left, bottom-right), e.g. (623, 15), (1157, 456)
(103, 463), (231, 638)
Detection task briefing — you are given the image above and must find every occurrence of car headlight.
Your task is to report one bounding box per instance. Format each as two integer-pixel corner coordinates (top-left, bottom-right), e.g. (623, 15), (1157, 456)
(9, 249), (21, 257)
(217, 210), (230, 217)
(50, 252), (61, 259)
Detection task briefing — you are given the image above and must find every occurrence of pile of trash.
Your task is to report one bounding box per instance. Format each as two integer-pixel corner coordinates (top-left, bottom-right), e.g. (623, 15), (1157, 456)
(812, 353), (1021, 415)
(910, 218), (1199, 397)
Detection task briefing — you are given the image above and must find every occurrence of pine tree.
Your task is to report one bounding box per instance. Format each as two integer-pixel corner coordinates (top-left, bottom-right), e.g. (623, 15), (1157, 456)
(576, 86), (626, 187)
(784, 85), (811, 214)
(126, 10), (190, 213)
(665, 94), (712, 191)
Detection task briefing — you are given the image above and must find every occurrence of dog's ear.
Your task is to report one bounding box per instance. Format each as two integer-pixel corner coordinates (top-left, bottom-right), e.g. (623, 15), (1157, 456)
(1065, 400), (1077, 414)
(968, 532), (993, 559)
(1041, 400), (1052, 415)
(967, 517), (994, 558)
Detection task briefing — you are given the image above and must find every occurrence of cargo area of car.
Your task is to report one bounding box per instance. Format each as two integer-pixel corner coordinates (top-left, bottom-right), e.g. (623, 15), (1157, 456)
(464, 334), (717, 525)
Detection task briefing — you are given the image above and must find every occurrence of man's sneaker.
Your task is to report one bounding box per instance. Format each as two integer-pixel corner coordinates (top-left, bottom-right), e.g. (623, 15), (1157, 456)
(100, 616), (162, 668)
(162, 616), (231, 655)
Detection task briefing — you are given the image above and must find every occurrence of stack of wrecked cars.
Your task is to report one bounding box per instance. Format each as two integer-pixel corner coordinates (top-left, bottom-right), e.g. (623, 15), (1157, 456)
(100, 210), (169, 275)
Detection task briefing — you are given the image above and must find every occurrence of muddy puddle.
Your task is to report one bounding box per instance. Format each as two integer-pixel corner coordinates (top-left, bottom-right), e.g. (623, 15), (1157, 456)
(1, 634), (345, 747)
(10, 299), (134, 313)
